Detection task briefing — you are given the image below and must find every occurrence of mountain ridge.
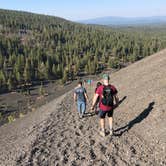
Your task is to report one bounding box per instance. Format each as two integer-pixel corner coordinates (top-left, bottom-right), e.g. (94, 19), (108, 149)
(78, 16), (166, 26)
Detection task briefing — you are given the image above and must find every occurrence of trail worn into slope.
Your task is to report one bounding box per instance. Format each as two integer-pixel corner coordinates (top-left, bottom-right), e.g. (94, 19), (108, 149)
(0, 49), (166, 166)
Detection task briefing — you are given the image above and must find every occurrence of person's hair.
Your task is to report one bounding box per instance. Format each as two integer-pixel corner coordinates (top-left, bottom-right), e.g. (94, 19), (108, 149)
(95, 81), (102, 92)
(78, 81), (82, 86)
(96, 82), (102, 88)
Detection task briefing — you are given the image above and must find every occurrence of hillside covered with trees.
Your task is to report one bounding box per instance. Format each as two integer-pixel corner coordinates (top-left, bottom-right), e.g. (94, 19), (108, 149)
(0, 9), (166, 92)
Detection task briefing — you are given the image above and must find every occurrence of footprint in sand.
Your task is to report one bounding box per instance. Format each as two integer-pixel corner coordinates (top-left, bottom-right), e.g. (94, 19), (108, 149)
(57, 142), (61, 148)
(100, 144), (107, 155)
(78, 125), (83, 130)
(90, 139), (95, 146)
(75, 131), (81, 136)
(89, 148), (96, 160)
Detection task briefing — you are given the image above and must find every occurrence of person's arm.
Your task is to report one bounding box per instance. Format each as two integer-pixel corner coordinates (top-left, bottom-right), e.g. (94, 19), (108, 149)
(91, 93), (99, 110)
(83, 88), (89, 102)
(114, 94), (119, 107)
(84, 92), (89, 102)
(74, 92), (77, 102)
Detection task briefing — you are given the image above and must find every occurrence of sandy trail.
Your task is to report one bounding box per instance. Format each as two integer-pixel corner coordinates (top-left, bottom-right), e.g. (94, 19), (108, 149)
(0, 49), (166, 166)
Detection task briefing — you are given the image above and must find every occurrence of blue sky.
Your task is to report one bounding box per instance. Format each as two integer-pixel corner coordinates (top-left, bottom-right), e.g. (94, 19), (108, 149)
(0, 0), (166, 21)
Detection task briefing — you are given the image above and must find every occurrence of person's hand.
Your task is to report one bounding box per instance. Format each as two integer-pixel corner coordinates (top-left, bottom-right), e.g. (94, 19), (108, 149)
(113, 103), (119, 109)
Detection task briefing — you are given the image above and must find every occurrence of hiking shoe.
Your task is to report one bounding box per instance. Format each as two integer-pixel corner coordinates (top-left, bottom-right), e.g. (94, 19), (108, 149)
(79, 113), (83, 119)
(109, 130), (113, 136)
(99, 129), (106, 137)
(81, 114), (84, 118)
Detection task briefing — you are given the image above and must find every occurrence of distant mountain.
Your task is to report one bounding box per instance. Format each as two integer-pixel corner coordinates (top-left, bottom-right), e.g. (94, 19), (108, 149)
(78, 16), (166, 26)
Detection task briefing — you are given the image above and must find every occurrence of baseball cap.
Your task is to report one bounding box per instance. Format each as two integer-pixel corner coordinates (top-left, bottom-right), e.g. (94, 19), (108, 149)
(102, 73), (110, 80)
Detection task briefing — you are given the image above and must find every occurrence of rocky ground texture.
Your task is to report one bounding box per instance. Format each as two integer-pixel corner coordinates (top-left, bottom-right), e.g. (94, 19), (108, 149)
(0, 49), (166, 166)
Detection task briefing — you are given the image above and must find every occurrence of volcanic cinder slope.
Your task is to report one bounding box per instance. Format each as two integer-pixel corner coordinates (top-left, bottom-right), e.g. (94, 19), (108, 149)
(0, 49), (166, 166)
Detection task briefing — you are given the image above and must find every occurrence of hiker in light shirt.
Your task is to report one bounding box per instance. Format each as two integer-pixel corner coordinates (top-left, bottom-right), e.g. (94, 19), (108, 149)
(74, 81), (89, 118)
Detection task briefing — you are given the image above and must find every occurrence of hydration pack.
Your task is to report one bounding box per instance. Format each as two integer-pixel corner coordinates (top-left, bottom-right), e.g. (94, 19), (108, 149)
(101, 85), (114, 106)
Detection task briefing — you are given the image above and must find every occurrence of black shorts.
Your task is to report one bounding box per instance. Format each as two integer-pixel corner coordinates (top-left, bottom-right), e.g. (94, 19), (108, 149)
(98, 109), (114, 119)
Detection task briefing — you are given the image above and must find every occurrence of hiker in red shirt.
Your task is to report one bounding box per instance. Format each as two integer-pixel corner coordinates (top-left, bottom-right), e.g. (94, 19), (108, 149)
(91, 74), (119, 137)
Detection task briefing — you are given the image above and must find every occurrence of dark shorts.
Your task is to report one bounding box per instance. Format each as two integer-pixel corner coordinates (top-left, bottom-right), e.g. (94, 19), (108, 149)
(98, 109), (114, 119)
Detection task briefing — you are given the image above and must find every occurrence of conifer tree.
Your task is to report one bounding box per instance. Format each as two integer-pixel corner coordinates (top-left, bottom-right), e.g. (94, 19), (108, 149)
(52, 64), (57, 78)
(23, 58), (31, 83)
(7, 76), (14, 91)
(0, 70), (6, 88)
(62, 69), (68, 84)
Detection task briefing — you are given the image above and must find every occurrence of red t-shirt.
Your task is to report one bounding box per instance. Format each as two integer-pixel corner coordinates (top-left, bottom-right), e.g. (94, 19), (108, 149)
(96, 84), (118, 111)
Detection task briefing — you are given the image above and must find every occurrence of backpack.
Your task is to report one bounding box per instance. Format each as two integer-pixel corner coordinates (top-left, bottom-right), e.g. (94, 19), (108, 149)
(101, 85), (114, 106)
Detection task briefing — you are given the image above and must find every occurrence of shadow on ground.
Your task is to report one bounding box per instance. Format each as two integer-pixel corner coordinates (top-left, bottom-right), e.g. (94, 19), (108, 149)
(114, 96), (127, 109)
(114, 101), (155, 137)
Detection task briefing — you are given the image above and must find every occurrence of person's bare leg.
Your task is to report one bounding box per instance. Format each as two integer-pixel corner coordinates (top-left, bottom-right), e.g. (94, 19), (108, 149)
(100, 118), (105, 130)
(108, 117), (113, 135)
(108, 117), (113, 129)
(100, 118), (105, 136)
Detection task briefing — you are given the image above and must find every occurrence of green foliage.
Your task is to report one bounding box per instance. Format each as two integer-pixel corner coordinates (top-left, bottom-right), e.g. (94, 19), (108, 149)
(23, 59), (31, 83)
(39, 82), (45, 96)
(61, 69), (68, 84)
(0, 9), (166, 91)
(19, 113), (24, 118)
(109, 58), (120, 69)
(7, 75), (15, 91)
(52, 64), (57, 77)
(8, 115), (15, 123)
(0, 112), (2, 120)
(16, 72), (22, 84)
(0, 70), (6, 86)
